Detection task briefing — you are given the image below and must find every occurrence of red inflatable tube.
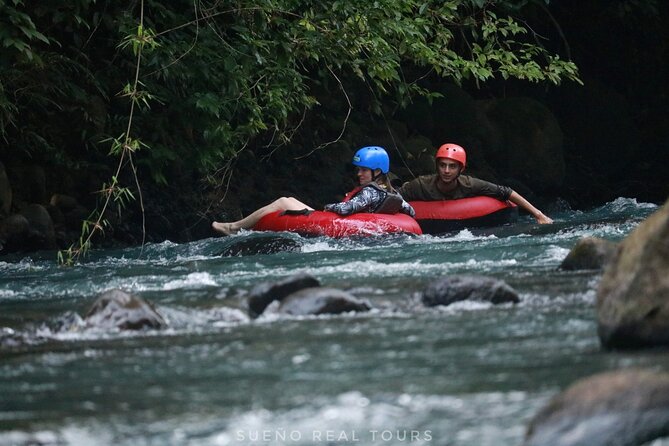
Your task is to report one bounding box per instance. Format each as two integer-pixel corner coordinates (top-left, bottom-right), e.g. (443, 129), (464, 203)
(254, 210), (423, 237)
(410, 196), (518, 234)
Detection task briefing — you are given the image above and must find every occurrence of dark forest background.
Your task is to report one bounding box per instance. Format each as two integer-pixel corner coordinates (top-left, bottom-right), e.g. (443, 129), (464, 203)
(0, 0), (667, 255)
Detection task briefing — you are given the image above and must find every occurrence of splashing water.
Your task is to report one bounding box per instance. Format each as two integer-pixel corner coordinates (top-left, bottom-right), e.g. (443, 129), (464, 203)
(1, 198), (668, 446)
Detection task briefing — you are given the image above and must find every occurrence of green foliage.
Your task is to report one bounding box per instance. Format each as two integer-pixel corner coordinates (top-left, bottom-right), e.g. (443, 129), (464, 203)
(0, 0), (49, 64)
(0, 0), (108, 160)
(129, 0), (582, 181)
(3, 0), (583, 260)
(1, 0), (582, 176)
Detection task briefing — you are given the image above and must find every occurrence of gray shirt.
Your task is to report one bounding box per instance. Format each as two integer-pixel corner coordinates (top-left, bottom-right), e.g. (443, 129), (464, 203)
(397, 174), (513, 202)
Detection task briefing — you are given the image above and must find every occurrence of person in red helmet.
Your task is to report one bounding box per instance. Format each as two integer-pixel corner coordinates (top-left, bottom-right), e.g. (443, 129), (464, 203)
(397, 143), (554, 224)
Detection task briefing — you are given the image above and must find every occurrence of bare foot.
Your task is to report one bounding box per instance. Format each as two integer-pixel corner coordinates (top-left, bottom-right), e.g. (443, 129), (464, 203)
(212, 221), (238, 235)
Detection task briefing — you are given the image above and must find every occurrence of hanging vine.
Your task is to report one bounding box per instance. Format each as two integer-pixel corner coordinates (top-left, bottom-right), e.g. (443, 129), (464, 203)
(58, 0), (158, 266)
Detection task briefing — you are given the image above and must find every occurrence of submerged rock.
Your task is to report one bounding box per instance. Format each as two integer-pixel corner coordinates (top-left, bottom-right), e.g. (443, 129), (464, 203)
(278, 287), (371, 316)
(524, 369), (669, 446)
(597, 199), (669, 349)
(218, 234), (302, 257)
(247, 272), (321, 317)
(85, 289), (166, 330)
(422, 275), (519, 307)
(559, 236), (618, 271)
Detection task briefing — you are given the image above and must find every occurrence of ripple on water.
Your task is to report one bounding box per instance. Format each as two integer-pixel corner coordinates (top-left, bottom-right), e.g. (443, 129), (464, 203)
(0, 197), (664, 446)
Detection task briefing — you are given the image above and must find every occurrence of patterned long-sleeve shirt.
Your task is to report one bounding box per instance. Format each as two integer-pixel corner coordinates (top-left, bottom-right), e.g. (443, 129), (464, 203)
(324, 185), (415, 217)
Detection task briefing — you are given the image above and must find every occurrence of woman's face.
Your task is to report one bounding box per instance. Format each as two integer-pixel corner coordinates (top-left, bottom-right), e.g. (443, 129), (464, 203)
(355, 167), (374, 185)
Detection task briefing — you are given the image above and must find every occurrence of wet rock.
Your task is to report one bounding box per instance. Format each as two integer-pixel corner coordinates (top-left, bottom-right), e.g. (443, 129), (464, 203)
(0, 214), (30, 252)
(524, 369), (669, 446)
(52, 311), (86, 333)
(20, 203), (56, 249)
(50, 193), (90, 234)
(560, 236), (618, 271)
(247, 272), (321, 317)
(85, 289), (166, 330)
(597, 199), (669, 349)
(219, 234), (302, 257)
(46, 203), (65, 229)
(64, 205), (90, 231)
(50, 194), (79, 211)
(278, 287), (371, 316)
(422, 275), (519, 307)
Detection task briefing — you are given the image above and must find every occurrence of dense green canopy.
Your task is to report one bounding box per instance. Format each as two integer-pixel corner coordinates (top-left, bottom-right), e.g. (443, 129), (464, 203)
(0, 0), (586, 261)
(1, 0), (579, 182)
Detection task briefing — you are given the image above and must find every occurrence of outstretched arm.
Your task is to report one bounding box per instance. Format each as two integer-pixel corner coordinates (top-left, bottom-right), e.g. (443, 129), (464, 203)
(508, 191), (553, 224)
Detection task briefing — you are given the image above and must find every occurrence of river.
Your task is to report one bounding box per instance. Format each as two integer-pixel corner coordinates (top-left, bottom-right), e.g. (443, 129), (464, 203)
(1, 197), (668, 446)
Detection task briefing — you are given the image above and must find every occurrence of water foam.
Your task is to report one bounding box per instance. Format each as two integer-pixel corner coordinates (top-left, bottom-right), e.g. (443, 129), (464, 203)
(163, 272), (218, 290)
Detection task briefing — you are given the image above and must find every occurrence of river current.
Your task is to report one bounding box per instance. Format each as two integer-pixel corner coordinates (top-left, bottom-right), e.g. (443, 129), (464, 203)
(1, 197), (668, 446)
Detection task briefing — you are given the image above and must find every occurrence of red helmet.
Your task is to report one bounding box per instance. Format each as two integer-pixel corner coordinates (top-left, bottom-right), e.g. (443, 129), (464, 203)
(435, 143), (466, 169)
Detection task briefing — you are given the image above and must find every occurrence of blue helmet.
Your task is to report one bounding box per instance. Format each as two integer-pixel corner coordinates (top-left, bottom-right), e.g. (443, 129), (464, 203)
(352, 146), (389, 174)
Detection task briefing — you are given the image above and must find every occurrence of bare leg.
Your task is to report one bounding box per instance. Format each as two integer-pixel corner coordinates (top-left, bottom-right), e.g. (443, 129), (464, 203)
(212, 197), (313, 235)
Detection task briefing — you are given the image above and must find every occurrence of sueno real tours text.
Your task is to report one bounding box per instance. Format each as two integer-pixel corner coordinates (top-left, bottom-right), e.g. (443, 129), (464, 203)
(235, 429), (433, 443)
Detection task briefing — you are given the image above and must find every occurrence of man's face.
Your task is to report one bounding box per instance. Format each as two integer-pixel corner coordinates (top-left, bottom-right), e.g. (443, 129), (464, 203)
(436, 158), (463, 184)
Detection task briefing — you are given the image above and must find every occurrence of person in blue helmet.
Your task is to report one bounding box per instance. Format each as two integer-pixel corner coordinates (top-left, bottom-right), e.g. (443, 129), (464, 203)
(212, 146), (415, 235)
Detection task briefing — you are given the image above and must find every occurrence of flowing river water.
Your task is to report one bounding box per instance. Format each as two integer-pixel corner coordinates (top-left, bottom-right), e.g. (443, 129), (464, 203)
(1, 197), (668, 446)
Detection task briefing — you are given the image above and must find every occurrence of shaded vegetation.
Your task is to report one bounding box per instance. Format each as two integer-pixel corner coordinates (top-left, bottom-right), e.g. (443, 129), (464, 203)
(19, 1), (669, 256)
(1, 0), (579, 177)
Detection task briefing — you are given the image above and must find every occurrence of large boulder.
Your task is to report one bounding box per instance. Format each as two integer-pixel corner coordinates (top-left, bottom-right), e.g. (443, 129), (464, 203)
(422, 275), (519, 307)
(0, 214), (30, 252)
(560, 237), (618, 271)
(524, 369), (669, 446)
(20, 203), (56, 249)
(247, 272), (321, 317)
(49, 194), (79, 212)
(278, 287), (371, 316)
(85, 289), (166, 330)
(597, 199), (669, 349)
